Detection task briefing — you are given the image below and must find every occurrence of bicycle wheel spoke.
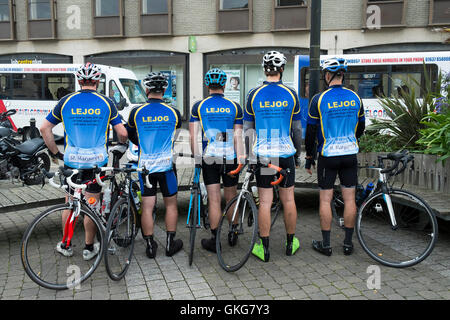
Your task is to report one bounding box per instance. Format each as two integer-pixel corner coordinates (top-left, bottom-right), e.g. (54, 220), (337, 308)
(217, 192), (258, 272)
(21, 204), (104, 290)
(357, 190), (438, 268)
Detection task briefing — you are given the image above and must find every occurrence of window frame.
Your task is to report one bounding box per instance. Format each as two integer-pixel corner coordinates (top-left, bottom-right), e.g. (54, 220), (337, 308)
(363, 0), (407, 29)
(0, 0), (14, 41)
(139, 0), (172, 36)
(216, 0), (253, 33)
(429, 0), (450, 26)
(92, 0), (124, 38)
(272, 0), (309, 31)
(26, 0), (56, 40)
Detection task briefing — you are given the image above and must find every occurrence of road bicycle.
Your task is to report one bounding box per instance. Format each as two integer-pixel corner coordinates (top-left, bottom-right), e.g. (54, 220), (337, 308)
(216, 160), (288, 272)
(334, 151), (438, 268)
(176, 153), (209, 266)
(20, 160), (151, 289)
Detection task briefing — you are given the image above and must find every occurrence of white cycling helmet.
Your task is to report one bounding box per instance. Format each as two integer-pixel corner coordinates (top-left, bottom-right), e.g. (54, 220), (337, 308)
(262, 51), (287, 72)
(76, 62), (102, 81)
(321, 57), (348, 73)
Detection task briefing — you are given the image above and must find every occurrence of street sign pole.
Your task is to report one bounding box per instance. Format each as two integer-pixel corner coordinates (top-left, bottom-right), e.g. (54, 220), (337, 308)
(309, 0), (322, 102)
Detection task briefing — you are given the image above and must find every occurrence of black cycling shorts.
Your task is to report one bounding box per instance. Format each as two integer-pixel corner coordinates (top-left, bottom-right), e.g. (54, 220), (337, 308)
(64, 165), (102, 194)
(202, 157), (239, 188)
(317, 154), (358, 190)
(255, 156), (296, 189)
(139, 169), (178, 198)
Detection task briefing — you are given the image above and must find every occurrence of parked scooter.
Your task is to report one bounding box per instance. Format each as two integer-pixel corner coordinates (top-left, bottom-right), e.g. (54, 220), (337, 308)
(0, 111), (51, 185)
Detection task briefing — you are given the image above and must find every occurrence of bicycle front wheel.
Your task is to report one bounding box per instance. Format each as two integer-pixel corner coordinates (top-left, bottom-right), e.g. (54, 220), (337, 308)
(356, 189), (438, 268)
(188, 188), (199, 266)
(216, 192), (258, 272)
(104, 197), (137, 281)
(21, 204), (104, 290)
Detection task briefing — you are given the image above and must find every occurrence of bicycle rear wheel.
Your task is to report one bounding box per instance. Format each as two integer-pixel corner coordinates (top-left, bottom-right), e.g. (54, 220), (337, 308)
(104, 197), (137, 281)
(21, 204), (104, 290)
(216, 192), (258, 272)
(188, 188), (199, 266)
(356, 189), (438, 268)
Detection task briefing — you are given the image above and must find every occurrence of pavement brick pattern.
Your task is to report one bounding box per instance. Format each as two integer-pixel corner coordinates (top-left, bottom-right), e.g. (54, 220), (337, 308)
(0, 188), (449, 300)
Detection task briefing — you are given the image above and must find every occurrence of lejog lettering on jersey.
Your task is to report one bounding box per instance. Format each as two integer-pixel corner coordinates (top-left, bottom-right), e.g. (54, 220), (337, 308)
(70, 108), (101, 115)
(206, 107), (231, 113)
(142, 115), (169, 122)
(259, 100), (289, 108)
(327, 100), (356, 109)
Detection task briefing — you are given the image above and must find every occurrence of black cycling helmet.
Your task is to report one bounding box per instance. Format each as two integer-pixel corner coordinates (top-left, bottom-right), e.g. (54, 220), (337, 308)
(143, 72), (169, 93)
(262, 51), (287, 73)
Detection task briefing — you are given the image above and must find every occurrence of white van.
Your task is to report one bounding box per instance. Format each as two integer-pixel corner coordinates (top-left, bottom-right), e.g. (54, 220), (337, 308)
(0, 64), (148, 138)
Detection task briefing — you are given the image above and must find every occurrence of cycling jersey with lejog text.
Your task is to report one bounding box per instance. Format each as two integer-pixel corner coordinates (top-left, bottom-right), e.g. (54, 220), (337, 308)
(46, 89), (121, 169)
(127, 99), (181, 173)
(307, 85), (365, 157)
(190, 93), (243, 160)
(244, 81), (301, 158)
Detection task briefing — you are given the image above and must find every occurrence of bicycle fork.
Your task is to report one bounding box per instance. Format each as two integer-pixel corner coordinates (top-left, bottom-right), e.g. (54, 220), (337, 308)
(379, 173), (398, 230)
(61, 196), (82, 248)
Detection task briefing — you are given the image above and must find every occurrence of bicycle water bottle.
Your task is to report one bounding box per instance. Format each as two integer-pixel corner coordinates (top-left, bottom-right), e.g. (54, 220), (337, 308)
(251, 186), (259, 206)
(102, 187), (112, 216)
(200, 182), (208, 205)
(88, 197), (100, 213)
(361, 182), (374, 201)
(134, 191), (142, 215)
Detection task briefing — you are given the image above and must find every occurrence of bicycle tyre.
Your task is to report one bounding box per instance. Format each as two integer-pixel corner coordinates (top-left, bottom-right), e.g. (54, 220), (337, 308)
(216, 191), (258, 272)
(188, 188), (199, 266)
(21, 203), (104, 290)
(104, 197), (137, 281)
(270, 187), (281, 228)
(356, 188), (438, 268)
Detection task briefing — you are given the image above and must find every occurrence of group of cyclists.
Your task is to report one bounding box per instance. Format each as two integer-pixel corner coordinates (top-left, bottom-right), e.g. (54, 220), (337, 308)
(39, 51), (365, 264)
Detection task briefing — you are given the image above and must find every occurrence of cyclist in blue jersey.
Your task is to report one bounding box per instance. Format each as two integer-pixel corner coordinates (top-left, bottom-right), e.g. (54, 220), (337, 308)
(305, 57), (365, 256)
(243, 51), (303, 262)
(189, 68), (245, 253)
(126, 72), (183, 259)
(40, 62), (128, 260)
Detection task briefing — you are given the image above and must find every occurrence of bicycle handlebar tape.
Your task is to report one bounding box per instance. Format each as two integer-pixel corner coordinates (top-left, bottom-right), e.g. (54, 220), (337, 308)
(228, 164), (244, 178)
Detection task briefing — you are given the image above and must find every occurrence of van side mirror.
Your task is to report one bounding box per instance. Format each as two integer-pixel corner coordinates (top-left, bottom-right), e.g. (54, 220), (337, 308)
(117, 98), (128, 111)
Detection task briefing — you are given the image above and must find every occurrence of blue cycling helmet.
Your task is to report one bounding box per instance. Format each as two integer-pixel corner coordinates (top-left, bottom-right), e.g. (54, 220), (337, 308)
(204, 68), (227, 87)
(321, 57), (348, 73)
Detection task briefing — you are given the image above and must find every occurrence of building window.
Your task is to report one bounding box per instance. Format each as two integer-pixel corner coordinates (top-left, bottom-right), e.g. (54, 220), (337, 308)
(93, 0), (123, 37)
(0, 0), (10, 22)
(364, 0), (406, 28)
(28, 0), (51, 20)
(273, 0), (308, 31)
(220, 0), (248, 9)
(217, 0), (252, 33)
(277, 0), (306, 6)
(95, 0), (120, 16)
(142, 0), (168, 14)
(429, 0), (450, 26)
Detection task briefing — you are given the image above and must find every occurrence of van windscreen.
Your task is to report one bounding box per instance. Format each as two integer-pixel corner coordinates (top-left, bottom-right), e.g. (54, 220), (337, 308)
(119, 79), (147, 104)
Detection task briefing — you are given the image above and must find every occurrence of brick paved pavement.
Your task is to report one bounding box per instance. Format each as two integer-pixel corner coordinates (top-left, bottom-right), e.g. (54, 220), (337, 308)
(1, 187), (449, 300)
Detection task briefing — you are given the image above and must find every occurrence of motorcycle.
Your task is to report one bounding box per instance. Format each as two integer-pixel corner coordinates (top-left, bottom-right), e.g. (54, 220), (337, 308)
(0, 111), (51, 185)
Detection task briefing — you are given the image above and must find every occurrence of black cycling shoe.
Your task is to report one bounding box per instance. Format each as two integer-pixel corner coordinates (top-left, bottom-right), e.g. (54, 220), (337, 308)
(228, 225), (239, 247)
(145, 238), (158, 259)
(166, 239), (183, 257)
(312, 240), (332, 256)
(343, 243), (354, 256)
(201, 237), (217, 253)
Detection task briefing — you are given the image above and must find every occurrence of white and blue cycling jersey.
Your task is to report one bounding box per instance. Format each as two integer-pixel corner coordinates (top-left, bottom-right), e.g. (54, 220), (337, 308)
(190, 93), (243, 160)
(307, 85), (365, 157)
(244, 81), (301, 158)
(126, 99), (181, 173)
(46, 89), (121, 169)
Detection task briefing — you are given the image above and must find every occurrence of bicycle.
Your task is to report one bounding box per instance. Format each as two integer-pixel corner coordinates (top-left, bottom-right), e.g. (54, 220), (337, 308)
(175, 153), (209, 266)
(103, 164), (147, 281)
(20, 163), (151, 289)
(216, 160), (288, 272)
(351, 151), (438, 268)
